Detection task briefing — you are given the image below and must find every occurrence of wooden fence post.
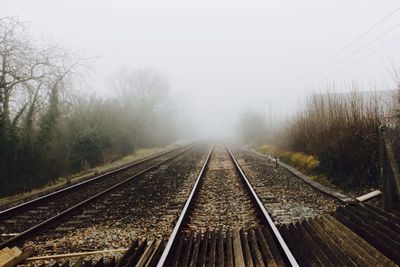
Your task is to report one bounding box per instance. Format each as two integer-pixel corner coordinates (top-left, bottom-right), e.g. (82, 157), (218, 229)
(380, 125), (395, 211)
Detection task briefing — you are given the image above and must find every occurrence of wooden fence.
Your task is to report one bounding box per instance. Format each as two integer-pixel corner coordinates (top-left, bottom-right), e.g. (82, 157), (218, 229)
(380, 125), (400, 210)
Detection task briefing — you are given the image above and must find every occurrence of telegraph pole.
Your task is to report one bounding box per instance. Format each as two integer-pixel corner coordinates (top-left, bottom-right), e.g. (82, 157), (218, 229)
(264, 101), (275, 129)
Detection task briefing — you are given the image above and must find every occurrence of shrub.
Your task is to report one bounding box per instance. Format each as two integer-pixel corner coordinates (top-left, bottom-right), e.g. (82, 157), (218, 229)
(281, 90), (384, 186)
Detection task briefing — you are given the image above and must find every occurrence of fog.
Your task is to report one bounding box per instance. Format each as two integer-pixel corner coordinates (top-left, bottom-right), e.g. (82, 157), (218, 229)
(2, 0), (400, 138)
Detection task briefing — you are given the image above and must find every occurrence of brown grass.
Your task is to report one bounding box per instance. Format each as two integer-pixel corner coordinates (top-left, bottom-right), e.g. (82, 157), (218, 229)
(258, 144), (319, 173)
(279, 89), (384, 186)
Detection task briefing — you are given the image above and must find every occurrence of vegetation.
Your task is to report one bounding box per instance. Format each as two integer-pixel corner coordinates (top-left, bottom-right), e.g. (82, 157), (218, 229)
(236, 111), (266, 146)
(0, 18), (179, 196)
(258, 144), (319, 173)
(239, 89), (387, 187)
(281, 90), (383, 186)
(0, 147), (165, 205)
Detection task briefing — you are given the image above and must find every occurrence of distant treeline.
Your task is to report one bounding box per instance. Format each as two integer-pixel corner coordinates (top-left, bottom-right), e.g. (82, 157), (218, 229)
(238, 89), (397, 187)
(0, 18), (178, 196)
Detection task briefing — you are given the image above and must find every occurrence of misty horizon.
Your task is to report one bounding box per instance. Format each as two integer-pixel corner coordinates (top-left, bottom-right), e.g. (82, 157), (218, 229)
(2, 0), (400, 138)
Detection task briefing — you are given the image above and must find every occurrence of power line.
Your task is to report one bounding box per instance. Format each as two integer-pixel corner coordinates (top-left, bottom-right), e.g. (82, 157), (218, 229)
(303, 24), (400, 85)
(306, 6), (400, 76)
(330, 35), (400, 76)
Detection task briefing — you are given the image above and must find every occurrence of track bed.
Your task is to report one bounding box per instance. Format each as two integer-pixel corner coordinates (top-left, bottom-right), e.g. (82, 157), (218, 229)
(232, 148), (341, 224)
(185, 144), (262, 233)
(22, 146), (208, 258)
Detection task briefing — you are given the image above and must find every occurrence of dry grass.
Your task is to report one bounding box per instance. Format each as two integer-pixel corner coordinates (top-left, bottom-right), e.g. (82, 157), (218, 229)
(258, 144), (319, 173)
(279, 89), (384, 185)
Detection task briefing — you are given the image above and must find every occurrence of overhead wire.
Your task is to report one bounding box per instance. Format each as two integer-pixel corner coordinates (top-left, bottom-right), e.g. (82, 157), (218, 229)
(303, 24), (400, 84)
(290, 5), (400, 89)
(305, 6), (400, 77)
(330, 35), (400, 76)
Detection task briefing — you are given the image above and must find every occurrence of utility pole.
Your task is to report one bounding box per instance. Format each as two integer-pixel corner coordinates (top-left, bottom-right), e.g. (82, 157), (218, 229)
(264, 101), (275, 129)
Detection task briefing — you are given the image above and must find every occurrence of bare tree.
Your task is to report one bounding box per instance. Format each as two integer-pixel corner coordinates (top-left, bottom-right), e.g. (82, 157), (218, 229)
(109, 68), (172, 146)
(110, 68), (169, 106)
(0, 17), (179, 196)
(0, 17), (86, 194)
(0, 17), (84, 133)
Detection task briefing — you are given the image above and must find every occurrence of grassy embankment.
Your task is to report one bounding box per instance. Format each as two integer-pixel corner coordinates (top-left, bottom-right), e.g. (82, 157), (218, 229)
(0, 147), (168, 206)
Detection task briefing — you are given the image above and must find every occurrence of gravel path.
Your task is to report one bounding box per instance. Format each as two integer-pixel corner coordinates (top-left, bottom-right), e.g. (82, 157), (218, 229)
(232, 148), (341, 224)
(185, 144), (262, 233)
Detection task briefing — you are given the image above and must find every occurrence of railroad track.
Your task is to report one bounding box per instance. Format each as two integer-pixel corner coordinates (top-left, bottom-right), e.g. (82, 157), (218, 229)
(0, 144), (194, 249)
(230, 148), (341, 225)
(26, 203), (400, 266)
(157, 143), (298, 266)
(28, 145), (209, 256)
(14, 142), (400, 266)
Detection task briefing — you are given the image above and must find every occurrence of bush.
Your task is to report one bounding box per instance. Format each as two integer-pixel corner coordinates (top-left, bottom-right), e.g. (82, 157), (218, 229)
(280, 90), (383, 186)
(71, 129), (109, 171)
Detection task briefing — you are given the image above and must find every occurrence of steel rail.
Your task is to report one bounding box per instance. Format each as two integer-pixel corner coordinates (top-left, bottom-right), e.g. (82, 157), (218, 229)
(0, 145), (188, 218)
(157, 144), (214, 267)
(0, 146), (194, 249)
(225, 144), (299, 267)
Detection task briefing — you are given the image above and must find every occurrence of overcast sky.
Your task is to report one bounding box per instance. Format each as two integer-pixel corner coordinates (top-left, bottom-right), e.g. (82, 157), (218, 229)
(2, 0), (400, 136)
